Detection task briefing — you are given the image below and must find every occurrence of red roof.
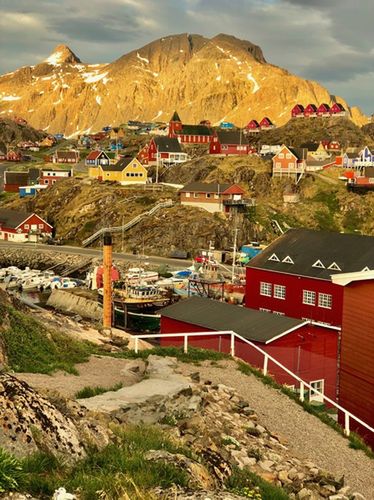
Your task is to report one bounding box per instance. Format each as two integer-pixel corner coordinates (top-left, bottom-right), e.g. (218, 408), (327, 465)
(86, 150), (102, 160)
(246, 120), (260, 129)
(222, 184), (246, 195)
(260, 117), (273, 127)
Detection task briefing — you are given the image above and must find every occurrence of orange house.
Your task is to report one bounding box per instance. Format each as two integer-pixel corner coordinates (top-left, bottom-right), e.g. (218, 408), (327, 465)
(272, 145), (308, 181)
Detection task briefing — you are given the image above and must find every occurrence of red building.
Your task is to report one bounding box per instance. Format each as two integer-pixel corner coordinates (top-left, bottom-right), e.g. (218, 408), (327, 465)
(179, 182), (248, 214)
(317, 103), (331, 117)
(40, 168), (72, 187)
(4, 169), (40, 193)
(245, 120), (261, 132)
(138, 136), (188, 166)
(331, 272), (374, 447)
(168, 111), (213, 144)
(210, 131), (257, 156)
(291, 104), (305, 118)
(85, 150), (110, 167)
(245, 229), (374, 327)
(259, 117), (274, 130)
(160, 296), (339, 401)
(6, 149), (22, 162)
(52, 150), (79, 164)
(0, 210), (52, 242)
(330, 103), (346, 116)
(304, 104), (318, 117)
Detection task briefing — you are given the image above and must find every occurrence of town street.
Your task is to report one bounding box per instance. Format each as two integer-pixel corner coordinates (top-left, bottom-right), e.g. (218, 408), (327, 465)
(0, 240), (190, 269)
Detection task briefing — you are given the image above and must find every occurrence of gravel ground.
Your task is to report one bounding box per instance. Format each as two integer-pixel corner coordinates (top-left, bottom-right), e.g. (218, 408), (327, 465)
(17, 355), (144, 398)
(179, 360), (374, 499)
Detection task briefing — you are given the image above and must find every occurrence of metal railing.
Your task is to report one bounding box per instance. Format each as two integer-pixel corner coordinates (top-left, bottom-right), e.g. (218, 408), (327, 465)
(132, 330), (374, 440)
(82, 199), (174, 246)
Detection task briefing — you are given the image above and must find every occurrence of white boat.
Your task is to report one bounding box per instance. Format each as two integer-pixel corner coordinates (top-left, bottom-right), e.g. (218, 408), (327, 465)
(125, 267), (159, 283)
(50, 277), (80, 289)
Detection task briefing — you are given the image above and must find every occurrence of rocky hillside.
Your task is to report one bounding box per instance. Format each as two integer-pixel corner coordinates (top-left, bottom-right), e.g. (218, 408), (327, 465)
(0, 118), (45, 150)
(0, 34), (367, 136)
(252, 117), (373, 149)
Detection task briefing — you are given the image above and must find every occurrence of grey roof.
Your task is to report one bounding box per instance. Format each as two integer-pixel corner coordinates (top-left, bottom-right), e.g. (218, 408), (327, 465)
(161, 296), (304, 343)
(101, 157), (133, 171)
(4, 171), (29, 185)
(170, 111), (181, 122)
(0, 210), (33, 229)
(248, 228), (374, 280)
(289, 147), (308, 160)
(180, 182), (231, 193)
(154, 136), (183, 153)
(216, 130), (249, 145)
(28, 168), (41, 182)
(178, 124), (213, 136)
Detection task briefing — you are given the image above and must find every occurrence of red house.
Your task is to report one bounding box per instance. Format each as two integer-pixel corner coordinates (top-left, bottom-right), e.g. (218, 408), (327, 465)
(291, 104), (305, 118)
(168, 111), (213, 144)
(85, 150), (110, 167)
(52, 150), (79, 164)
(245, 120), (261, 132)
(4, 169), (40, 193)
(259, 117), (274, 130)
(330, 103), (346, 116)
(40, 168), (72, 187)
(0, 210), (52, 242)
(317, 103), (331, 117)
(138, 136), (188, 166)
(6, 149), (22, 162)
(245, 229), (374, 328)
(160, 296), (339, 402)
(331, 272), (374, 447)
(210, 131), (257, 156)
(304, 104), (318, 118)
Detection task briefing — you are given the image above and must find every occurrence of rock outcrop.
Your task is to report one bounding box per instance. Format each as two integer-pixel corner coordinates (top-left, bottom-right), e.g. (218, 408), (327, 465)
(0, 33), (367, 136)
(0, 373), (110, 461)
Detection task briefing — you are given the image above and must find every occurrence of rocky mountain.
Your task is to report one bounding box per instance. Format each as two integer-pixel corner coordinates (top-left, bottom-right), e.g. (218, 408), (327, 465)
(0, 118), (45, 150)
(0, 34), (368, 136)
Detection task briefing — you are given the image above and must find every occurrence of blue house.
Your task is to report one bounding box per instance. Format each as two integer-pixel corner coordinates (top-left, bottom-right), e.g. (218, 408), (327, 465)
(220, 121), (234, 130)
(19, 184), (48, 198)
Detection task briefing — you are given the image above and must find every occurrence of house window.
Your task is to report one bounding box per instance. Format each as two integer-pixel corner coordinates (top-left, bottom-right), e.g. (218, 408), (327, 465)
(214, 194), (219, 199)
(206, 193), (211, 198)
(288, 162), (294, 168)
(38, 224), (43, 229)
(303, 290), (316, 306)
(309, 379), (324, 402)
(185, 192), (191, 198)
(274, 284), (286, 300)
(278, 153), (284, 159)
(268, 253), (280, 262)
(193, 193), (199, 198)
(24, 224), (29, 229)
(275, 162), (281, 168)
(260, 282), (272, 297)
(44, 180), (48, 184)
(286, 153), (291, 159)
(312, 260), (325, 269)
(318, 293), (332, 309)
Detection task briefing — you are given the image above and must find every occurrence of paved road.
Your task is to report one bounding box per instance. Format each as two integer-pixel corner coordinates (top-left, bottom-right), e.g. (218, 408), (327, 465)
(0, 241), (190, 270)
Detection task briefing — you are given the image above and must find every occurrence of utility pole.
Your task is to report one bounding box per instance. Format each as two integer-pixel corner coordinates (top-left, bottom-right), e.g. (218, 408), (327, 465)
(231, 228), (239, 283)
(121, 215), (125, 252)
(103, 232), (113, 336)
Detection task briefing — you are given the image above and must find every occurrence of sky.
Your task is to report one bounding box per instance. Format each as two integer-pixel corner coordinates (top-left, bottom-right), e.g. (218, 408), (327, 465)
(0, 0), (373, 114)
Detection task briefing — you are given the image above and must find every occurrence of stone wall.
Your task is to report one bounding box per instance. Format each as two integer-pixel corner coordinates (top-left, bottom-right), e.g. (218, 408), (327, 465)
(47, 289), (102, 320)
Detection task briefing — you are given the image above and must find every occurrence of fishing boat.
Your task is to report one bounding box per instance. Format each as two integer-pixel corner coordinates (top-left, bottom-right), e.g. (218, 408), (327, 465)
(114, 307), (161, 332)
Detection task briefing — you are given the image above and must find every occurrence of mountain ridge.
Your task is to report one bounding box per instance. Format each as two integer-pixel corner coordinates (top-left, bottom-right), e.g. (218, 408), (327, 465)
(0, 33), (368, 136)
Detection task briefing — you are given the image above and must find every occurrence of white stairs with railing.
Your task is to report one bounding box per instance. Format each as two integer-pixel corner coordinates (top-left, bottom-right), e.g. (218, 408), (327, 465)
(82, 199), (174, 247)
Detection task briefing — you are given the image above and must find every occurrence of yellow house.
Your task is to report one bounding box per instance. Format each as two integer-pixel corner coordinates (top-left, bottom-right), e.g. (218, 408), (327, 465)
(309, 142), (331, 161)
(98, 157), (147, 185)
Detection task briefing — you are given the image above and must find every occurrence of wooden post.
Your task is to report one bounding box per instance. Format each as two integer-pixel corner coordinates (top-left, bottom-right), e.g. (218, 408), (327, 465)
(103, 232), (112, 335)
(263, 355), (269, 376)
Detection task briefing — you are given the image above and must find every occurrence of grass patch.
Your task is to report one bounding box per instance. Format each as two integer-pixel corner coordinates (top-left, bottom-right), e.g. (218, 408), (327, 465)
(226, 467), (289, 499)
(111, 345), (230, 363)
(16, 425), (192, 499)
(0, 448), (23, 493)
(237, 361), (374, 460)
(0, 304), (94, 374)
(75, 382), (123, 399)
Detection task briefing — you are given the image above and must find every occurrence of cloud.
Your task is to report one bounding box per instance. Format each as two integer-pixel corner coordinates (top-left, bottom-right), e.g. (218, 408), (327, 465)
(0, 0), (373, 113)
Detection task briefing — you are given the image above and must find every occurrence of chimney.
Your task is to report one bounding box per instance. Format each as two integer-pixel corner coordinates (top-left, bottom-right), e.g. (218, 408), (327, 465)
(103, 232), (112, 334)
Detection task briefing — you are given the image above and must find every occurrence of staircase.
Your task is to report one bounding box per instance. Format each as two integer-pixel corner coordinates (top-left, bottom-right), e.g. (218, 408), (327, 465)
(82, 199), (174, 247)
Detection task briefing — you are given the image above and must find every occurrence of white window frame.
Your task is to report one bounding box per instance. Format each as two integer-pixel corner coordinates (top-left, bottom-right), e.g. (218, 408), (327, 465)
(309, 379), (324, 402)
(286, 153), (291, 159)
(274, 284), (286, 300)
(268, 253), (280, 262)
(312, 260), (325, 269)
(185, 192), (191, 198)
(273, 311), (285, 316)
(260, 282), (272, 297)
(278, 153), (284, 159)
(318, 293), (332, 309)
(328, 262), (341, 271)
(282, 256), (294, 264)
(259, 308), (271, 313)
(303, 290), (316, 306)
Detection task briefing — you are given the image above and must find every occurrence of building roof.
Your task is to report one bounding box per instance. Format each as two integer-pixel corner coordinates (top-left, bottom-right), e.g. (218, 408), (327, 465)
(161, 296), (305, 343)
(28, 168), (41, 182)
(293, 104), (305, 111)
(216, 130), (249, 145)
(0, 209), (33, 229)
(4, 171), (29, 185)
(178, 124), (213, 136)
(305, 104), (318, 111)
(248, 228), (374, 279)
(170, 111), (181, 122)
(179, 182), (243, 194)
(288, 147), (308, 160)
(55, 151), (78, 159)
(154, 136), (183, 153)
(86, 150), (107, 161)
(331, 103), (345, 111)
(101, 157), (134, 172)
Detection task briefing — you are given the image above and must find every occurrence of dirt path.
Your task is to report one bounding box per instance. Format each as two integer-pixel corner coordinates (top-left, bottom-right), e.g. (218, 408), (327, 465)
(17, 355), (145, 398)
(179, 360), (374, 499)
